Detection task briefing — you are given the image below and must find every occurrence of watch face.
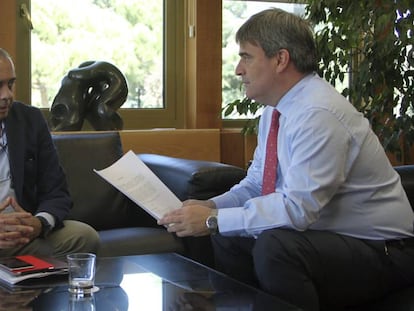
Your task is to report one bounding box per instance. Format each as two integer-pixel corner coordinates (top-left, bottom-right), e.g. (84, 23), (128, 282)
(207, 215), (218, 229)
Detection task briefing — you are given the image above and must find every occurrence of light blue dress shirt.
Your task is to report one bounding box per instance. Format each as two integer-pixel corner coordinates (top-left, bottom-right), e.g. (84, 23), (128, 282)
(213, 73), (414, 240)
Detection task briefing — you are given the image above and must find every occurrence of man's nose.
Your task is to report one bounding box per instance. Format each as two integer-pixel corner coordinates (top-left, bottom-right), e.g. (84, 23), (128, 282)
(235, 60), (244, 76)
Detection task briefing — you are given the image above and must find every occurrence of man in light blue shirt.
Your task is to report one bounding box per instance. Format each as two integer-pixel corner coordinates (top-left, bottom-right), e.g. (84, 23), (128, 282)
(158, 8), (414, 310)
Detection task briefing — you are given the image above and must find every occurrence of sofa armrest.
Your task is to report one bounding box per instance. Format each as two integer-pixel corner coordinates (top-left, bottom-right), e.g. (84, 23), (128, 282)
(53, 132), (159, 230)
(394, 165), (414, 210)
(138, 153), (246, 267)
(138, 154), (246, 201)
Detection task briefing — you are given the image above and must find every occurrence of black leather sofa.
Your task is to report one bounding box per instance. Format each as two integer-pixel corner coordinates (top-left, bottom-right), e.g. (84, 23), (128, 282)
(52, 131), (414, 309)
(51, 131), (246, 267)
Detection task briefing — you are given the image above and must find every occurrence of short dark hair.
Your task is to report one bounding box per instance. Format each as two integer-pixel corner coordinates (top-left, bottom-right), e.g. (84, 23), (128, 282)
(236, 8), (318, 73)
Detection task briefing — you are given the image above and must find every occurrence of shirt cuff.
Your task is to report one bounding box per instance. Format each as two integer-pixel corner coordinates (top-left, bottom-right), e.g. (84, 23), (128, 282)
(35, 212), (56, 229)
(217, 207), (245, 236)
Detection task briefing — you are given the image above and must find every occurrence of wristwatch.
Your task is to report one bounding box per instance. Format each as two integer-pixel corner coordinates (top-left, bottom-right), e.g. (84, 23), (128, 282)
(206, 209), (219, 235)
(36, 216), (52, 238)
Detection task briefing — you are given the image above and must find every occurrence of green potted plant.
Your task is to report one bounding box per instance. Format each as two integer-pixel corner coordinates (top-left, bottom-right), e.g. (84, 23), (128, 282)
(222, 96), (262, 135)
(306, 0), (414, 163)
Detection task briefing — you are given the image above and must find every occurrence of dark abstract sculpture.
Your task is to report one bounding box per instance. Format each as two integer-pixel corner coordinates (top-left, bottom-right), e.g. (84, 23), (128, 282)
(49, 61), (128, 131)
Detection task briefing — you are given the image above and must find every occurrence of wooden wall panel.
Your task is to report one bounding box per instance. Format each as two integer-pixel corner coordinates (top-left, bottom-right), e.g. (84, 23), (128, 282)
(185, 0), (222, 129)
(0, 0), (17, 64)
(0, 0), (31, 104)
(52, 128), (255, 166)
(119, 129), (221, 162)
(220, 129), (257, 169)
(220, 129), (245, 168)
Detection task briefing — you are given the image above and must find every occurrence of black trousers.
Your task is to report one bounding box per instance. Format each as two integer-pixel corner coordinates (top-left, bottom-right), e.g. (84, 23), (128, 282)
(211, 229), (414, 311)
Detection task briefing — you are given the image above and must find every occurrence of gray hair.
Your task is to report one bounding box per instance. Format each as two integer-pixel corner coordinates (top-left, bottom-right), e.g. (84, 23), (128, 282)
(236, 8), (318, 73)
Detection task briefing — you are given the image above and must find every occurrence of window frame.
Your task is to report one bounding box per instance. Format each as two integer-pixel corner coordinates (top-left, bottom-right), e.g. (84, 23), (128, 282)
(118, 0), (185, 129)
(17, 0), (186, 130)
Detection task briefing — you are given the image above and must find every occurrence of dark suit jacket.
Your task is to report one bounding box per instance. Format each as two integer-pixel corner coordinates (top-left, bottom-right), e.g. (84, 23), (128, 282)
(4, 102), (72, 228)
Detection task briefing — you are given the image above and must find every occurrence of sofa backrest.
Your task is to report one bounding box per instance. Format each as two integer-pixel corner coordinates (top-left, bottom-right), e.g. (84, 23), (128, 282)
(138, 153), (247, 201)
(52, 131), (156, 230)
(395, 165), (414, 211)
(51, 131), (414, 230)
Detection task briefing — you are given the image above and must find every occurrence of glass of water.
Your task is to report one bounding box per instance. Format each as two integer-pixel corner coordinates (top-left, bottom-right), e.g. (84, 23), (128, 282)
(67, 253), (97, 295)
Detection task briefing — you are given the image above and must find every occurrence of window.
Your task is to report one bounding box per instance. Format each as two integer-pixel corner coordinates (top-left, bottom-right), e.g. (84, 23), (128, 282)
(31, 0), (184, 129)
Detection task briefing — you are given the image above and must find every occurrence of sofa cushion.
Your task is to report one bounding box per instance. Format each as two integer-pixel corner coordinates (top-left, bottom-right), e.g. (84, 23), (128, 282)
(138, 153), (247, 201)
(98, 227), (184, 257)
(138, 153), (247, 267)
(52, 132), (157, 230)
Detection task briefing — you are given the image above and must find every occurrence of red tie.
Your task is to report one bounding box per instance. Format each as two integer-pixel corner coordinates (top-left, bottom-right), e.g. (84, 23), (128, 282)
(262, 109), (280, 195)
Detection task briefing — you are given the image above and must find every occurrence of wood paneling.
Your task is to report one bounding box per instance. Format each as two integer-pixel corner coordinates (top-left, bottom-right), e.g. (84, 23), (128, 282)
(220, 129), (245, 168)
(119, 129), (221, 162)
(0, 0), (31, 104)
(52, 129), (256, 167)
(221, 129), (257, 169)
(185, 0), (222, 129)
(0, 1), (17, 58)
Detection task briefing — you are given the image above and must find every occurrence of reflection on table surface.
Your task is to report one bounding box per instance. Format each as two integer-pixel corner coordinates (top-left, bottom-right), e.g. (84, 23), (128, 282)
(0, 253), (301, 311)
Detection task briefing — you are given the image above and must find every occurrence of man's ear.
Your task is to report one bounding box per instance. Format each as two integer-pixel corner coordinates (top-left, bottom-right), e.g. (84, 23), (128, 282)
(274, 49), (290, 72)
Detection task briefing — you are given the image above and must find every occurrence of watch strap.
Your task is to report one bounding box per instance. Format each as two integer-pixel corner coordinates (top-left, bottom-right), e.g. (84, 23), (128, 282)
(36, 216), (52, 238)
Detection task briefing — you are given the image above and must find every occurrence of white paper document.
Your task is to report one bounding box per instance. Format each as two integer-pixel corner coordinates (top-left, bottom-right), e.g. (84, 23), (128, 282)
(94, 150), (181, 220)
(0, 268), (67, 285)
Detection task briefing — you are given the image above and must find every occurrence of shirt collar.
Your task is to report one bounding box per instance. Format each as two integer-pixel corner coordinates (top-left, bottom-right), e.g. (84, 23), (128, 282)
(276, 73), (316, 116)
